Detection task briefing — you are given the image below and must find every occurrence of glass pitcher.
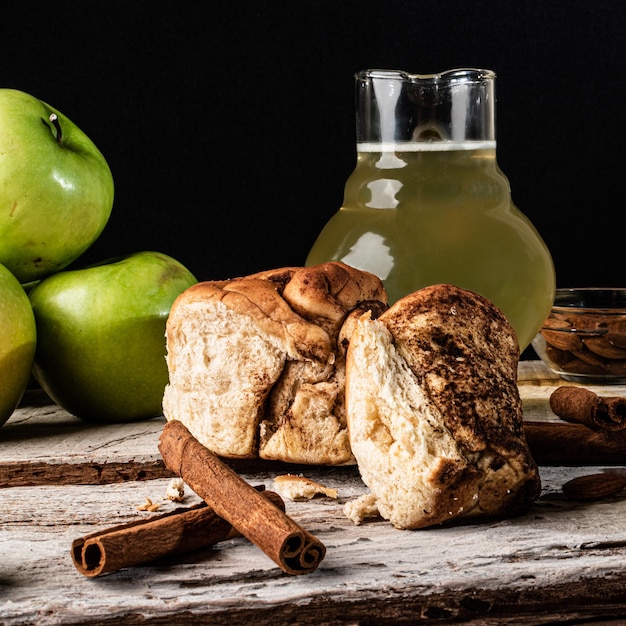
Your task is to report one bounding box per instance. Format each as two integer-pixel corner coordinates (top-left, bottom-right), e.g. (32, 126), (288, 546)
(306, 68), (556, 351)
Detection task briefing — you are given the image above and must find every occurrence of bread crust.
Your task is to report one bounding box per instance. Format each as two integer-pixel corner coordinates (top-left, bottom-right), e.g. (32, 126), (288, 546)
(281, 262), (388, 338)
(346, 284), (540, 529)
(168, 277), (332, 363)
(163, 262), (387, 465)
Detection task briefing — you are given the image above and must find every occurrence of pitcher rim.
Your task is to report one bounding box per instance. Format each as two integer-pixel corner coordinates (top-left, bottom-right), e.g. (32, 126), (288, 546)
(356, 68), (496, 83)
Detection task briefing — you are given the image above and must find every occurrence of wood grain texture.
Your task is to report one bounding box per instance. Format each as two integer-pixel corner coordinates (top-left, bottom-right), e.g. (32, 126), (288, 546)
(1, 362), (626, 624)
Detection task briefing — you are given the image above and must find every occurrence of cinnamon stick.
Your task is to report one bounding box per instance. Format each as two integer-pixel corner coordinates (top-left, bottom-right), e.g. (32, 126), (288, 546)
(71, 489), (284, 578)
(550, 386), (626, 431)
(158, 420), (326, 575)
(524, 420), (626, 465)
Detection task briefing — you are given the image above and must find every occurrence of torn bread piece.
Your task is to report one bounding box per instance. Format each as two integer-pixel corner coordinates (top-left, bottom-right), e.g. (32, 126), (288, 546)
(345, 284), (541, 529)
(274, 474), (338, 501)
(344, 494), (381, 525)
(163, 261), (387, 464)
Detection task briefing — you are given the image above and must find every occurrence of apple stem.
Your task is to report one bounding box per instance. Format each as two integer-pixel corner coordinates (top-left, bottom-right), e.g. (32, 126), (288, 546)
(49, 113), (63, 144)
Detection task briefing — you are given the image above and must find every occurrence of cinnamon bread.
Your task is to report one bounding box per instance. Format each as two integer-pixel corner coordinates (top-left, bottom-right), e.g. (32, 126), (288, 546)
(345, 284), (541, 529)
(162, 261), (387, 464)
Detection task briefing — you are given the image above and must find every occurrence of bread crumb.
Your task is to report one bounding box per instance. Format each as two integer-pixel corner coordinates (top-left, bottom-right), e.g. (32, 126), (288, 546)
(274, 474), (338, 501)
(344, 493), (380, 525)
(137, 497), (160, 512)
(166, 477), (185, 502)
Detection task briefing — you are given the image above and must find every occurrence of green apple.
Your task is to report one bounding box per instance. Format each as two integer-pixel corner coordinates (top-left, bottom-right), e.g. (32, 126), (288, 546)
(28, 251), (196, 422)
(0, 88), (114, 284)
(0, 263), (37, 427)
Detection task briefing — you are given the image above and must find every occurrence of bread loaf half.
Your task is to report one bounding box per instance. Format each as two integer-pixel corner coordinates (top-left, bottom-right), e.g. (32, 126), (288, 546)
(162, 261), (387, 465)
(345, 284), (540, 529)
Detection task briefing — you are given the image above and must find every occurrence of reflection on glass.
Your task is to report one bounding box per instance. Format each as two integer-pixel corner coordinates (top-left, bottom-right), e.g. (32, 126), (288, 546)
(340, 232), (394, 280)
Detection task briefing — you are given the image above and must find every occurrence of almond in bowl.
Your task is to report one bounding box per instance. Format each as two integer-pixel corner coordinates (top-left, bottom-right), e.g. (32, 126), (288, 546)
(532, 288), (626, 383)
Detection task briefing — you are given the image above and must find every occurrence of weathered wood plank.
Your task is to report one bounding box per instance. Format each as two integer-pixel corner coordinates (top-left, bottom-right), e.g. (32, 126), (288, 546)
(1, 467), (626, 625)
(1, 361), (626, 624)
(0, 389), (169, 487)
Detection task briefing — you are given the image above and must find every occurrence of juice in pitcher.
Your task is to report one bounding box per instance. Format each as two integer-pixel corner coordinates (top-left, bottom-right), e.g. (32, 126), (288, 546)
(307, 69), (555, 351)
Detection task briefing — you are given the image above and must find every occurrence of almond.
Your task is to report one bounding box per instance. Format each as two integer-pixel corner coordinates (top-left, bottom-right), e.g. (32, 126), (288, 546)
(606, 318), (626, 348)
(540, 328), (583, 352)
(583, 337), (626, 359)
(606, 332), (626, 349)
(603, 359), (626, 376)
(570, 347), (606, 367)
(562, 473), (626, 501)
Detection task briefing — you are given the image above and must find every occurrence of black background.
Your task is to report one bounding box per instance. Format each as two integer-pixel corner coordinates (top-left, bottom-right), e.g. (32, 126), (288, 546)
(3, 0), (625, 289)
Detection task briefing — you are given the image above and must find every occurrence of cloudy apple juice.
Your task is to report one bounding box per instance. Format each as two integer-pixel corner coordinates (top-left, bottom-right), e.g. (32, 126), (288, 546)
(306, 143), (556, 350)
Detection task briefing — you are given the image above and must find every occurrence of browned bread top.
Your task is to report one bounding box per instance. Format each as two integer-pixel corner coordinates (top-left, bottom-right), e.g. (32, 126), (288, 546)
(250, 261), (388, 338)
(380, 283), (522, 453)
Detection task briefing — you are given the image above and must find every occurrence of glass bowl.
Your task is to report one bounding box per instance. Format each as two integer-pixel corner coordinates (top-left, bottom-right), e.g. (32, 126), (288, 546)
(532, 288), (626, 384)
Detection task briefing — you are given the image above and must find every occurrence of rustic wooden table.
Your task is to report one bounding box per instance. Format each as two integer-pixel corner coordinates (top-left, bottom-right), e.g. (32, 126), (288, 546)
(1, 361), (625, 625)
